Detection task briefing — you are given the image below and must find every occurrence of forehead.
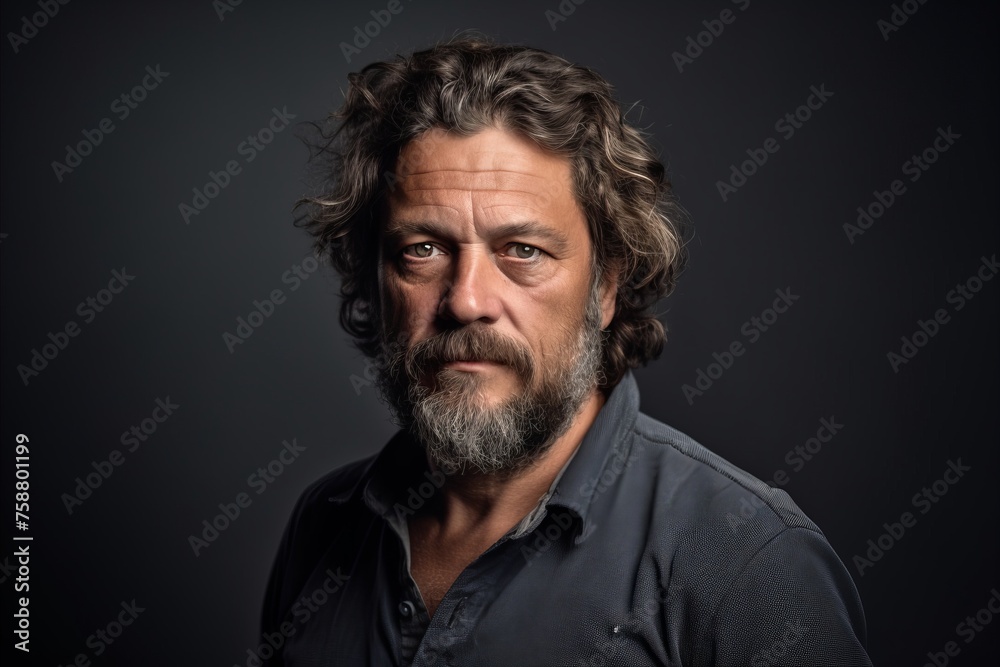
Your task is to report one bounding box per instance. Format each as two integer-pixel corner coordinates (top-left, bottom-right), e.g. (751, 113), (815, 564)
(386, 127), (578, 218)
(395, 126), (571, 178)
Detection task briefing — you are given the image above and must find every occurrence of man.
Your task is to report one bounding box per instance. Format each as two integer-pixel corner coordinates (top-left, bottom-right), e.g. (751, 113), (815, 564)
(261, 37), (871, 666)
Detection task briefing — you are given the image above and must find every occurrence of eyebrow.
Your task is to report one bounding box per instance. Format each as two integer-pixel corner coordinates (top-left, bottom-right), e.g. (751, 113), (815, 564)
(383, 220), (572, 254)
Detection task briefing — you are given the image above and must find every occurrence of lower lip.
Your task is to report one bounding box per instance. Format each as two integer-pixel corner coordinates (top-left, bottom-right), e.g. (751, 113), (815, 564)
(443, 360), (501, 371)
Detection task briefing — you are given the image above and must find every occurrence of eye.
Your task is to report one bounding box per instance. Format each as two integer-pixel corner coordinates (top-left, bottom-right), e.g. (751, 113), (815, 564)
(402, 243), (440, 259)
(506, 244), (541, 261)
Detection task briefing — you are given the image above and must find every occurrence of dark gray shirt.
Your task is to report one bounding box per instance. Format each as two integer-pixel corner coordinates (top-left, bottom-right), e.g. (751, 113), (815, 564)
(261, 371), (871, 666)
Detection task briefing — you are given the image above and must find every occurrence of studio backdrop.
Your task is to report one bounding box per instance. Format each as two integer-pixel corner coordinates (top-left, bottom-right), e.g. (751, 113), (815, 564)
(1, 0), (997, 664)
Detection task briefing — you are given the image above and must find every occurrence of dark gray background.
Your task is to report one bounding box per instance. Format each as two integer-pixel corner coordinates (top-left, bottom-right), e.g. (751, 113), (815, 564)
(2, 0), (997, 664)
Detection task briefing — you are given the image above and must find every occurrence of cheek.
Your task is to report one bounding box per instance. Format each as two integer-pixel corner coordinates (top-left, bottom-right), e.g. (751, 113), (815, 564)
(519, 296), (584, 359)
(383, 279), (439, 336)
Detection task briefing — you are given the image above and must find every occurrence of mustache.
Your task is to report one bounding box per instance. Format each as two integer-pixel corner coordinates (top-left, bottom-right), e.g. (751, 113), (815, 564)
(402, 326), (535, 382)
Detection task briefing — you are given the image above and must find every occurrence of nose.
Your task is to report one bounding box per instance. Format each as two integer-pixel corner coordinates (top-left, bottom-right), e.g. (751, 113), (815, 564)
(438, 246), (504, 325)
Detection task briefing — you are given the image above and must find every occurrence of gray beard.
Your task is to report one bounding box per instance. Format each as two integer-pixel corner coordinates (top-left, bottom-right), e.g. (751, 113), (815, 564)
(374, 281), (606, 476)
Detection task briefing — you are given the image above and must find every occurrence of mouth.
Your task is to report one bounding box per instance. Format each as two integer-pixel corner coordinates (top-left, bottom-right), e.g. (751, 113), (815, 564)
(441, 359), (502, 370)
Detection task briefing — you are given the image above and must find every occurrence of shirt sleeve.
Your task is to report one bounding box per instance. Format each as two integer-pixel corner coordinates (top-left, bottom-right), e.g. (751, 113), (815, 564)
(259, 494), (302, 667)
(259, 476), (330, 667)
(705, 526), (872, 667)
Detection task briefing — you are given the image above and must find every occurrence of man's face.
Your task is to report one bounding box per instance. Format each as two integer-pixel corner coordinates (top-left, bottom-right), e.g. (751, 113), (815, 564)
(375, 127), (616, 475)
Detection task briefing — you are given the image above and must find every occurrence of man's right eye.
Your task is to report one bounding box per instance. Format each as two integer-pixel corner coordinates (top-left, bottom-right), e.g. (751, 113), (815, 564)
(402, 243), (440, 259)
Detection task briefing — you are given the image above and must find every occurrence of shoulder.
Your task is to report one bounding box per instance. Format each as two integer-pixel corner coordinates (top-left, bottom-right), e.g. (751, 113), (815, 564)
(629, 410), (819, 537)
(622, 411), (832, 611)
(284, 453), (378, 532)
(624, 413), (869, 663)
(261, 452), (378, 635)
(303, 454), (377, 503)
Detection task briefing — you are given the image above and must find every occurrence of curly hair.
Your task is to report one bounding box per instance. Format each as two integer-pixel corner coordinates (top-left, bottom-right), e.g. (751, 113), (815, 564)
(296, 36), (688, 390)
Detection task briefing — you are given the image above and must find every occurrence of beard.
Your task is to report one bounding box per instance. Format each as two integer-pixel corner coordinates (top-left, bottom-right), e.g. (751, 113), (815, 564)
(373, 280), (607, 477)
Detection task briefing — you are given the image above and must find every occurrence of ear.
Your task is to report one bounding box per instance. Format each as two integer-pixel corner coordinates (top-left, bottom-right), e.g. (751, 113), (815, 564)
(599, 265), (619, 331)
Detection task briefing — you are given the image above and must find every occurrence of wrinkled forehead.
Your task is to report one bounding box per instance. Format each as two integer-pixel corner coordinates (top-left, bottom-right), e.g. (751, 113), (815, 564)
(388, 127), (577, 202)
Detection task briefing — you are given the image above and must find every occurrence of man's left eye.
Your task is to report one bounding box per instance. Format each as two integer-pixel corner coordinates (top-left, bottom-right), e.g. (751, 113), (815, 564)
(507, 244), (541, 260)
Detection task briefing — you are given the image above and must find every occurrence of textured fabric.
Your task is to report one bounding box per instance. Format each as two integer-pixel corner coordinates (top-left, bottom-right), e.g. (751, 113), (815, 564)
(260, 371), (871, 666)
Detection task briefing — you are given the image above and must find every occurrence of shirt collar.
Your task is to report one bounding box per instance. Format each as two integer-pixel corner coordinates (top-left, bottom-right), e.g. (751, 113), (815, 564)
(331, 371), (643, 543)
(326, 429), (419, 509)
(545, 370), (640, 543)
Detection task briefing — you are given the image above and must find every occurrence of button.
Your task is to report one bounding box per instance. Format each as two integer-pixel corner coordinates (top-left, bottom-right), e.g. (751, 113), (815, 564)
(399, 601), (416, 617)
